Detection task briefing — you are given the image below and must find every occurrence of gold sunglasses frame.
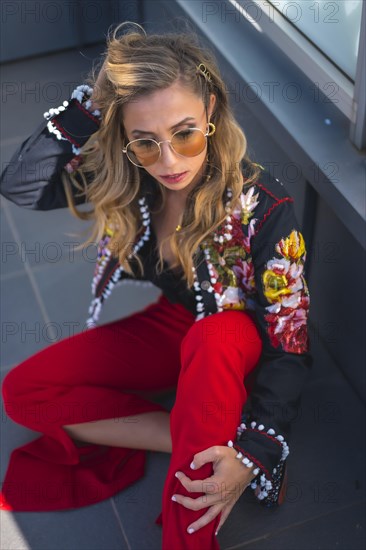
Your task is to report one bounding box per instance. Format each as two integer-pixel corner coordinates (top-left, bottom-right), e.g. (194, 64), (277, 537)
(122, 123), (216, 168)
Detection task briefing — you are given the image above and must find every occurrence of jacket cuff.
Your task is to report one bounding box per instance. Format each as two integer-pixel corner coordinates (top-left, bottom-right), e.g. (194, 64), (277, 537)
(44, 98), (101, 153)
(229, 419), (289, 506)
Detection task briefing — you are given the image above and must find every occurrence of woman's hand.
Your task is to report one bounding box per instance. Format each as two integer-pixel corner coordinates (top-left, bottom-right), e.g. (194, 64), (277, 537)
(172, 445), (257, 536)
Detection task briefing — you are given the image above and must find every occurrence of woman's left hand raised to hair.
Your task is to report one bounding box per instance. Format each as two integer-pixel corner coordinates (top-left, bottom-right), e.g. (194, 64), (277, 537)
(172, 445), (256, 536)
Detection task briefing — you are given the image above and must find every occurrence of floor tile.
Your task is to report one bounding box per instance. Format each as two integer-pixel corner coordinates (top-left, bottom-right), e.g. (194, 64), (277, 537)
(32, 257), (161, 331)
(112, 450), (170, 550)
(0, 273), (48, 367)
(30, 255), (98, 336)
(228, 501), (365, 550)
(0, 390), (41, 484)
(215, 345), (365, 549)
(1, 44), (105, 143)
(111, 393), (176, 550)
(5, 199), (93, 269)
(0, 512), (29, 550)
(0, 205), (25, 277)
(0, 499), (129, 550)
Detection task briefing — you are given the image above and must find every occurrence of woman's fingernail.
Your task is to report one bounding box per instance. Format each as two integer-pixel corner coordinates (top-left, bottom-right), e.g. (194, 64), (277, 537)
(187, 528), (195, 534)
(175, 471), (181, 478)
(190, 461), (196, 469)
(215, 530), (219, 536)
(171, 495), (177, 502)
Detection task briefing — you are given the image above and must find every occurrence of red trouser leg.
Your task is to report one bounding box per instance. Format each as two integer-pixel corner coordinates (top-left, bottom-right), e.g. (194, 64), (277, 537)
(1, 294), (195, 511)
(161, 310), (262, 550)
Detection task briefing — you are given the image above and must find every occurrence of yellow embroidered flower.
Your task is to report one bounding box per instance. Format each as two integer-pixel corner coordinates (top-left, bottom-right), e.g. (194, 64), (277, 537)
(223, 302), (245, 311)
(262, 270), (292, 303)
(105, 225), (115, 237)
(276, 230), (306, 260)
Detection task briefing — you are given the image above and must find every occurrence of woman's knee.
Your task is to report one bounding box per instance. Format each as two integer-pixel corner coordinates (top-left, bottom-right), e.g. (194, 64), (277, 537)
(183, 310), (261, 350)
(180, 310), (263, 378)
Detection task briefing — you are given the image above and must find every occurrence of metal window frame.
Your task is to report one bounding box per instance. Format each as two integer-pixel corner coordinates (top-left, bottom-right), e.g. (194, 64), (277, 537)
(230, 0), (365, 150)
(350, 1), (366, 149)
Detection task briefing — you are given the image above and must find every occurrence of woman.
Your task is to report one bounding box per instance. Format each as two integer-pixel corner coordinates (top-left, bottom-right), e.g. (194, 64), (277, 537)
(0, 22), (312, 550)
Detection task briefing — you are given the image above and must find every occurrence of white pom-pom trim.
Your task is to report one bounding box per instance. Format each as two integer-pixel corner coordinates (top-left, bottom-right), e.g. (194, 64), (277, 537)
(233, 419), (290, 504)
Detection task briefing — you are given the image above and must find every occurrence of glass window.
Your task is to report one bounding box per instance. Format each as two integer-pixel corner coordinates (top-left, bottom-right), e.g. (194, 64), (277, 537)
(267, 1), (362, 81)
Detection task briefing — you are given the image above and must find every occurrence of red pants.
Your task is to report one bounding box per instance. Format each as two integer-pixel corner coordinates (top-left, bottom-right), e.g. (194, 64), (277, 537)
(1, 293), (262, 549)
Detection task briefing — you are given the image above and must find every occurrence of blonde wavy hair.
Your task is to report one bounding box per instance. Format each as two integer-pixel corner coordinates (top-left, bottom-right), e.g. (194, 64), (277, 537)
(62, 21), (261, 287)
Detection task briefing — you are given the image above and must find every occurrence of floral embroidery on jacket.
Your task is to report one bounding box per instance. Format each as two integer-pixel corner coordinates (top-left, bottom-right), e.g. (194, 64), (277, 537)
(91, 223), (115, 295)
(238, 185), (260, 225)
(262, 230), (310, 353)
(89, 185), (310, 357)
(203, 186), (260, 311)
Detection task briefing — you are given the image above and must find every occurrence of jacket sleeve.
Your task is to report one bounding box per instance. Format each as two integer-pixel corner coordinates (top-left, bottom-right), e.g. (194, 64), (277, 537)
(233, 188), (313, 506)
(0, 94), (101, 210)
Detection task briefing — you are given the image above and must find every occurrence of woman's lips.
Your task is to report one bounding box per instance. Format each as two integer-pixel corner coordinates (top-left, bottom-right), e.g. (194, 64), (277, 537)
(159, 171), (188, 183)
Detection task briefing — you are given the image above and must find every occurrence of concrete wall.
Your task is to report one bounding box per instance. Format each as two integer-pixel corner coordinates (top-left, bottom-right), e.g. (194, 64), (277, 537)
(0, 0), (140, 62)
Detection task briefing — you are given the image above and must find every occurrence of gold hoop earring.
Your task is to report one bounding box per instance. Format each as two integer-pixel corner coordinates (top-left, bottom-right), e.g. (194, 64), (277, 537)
(206, 122), (216, 137)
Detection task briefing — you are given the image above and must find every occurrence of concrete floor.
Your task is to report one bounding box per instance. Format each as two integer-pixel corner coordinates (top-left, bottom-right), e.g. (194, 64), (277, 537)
(1, 45), (365, 550)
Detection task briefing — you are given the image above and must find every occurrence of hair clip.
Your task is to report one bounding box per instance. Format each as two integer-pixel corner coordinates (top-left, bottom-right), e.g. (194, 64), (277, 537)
(196, 63), (212, 82)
